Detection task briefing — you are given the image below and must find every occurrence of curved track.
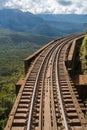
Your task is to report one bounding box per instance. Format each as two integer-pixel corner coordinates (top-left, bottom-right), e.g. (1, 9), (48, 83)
(5, 34), (87, 130)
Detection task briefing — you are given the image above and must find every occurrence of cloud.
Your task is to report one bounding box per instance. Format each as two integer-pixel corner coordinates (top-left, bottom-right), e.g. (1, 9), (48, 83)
(57, 0), (72, 6)
(4, 0), (61, 14)
(0, 0), (9, 9)
(0, 0), (87, 14)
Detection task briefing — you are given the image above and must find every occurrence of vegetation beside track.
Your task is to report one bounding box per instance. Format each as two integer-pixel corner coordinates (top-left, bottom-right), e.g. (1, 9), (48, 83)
(80, 35), (87, 74)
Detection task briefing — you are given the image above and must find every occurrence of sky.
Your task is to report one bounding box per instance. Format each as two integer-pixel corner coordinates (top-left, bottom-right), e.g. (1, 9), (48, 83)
(0, 0), (87, 14)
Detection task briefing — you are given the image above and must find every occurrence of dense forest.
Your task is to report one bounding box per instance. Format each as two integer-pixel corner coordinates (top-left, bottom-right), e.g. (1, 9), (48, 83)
(0, 29), (53, 130)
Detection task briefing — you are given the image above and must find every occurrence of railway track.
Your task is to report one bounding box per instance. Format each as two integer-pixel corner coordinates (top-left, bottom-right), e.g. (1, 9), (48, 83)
(5, 34), (87, 130)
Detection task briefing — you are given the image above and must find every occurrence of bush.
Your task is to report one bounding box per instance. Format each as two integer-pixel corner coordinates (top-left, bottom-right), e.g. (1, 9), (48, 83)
(80, 36), (87, 74)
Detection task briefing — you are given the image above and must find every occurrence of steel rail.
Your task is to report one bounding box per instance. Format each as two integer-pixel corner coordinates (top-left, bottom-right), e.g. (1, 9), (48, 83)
(56, 42), (69, 130)
(51, 45), (62, 130)
(27, 35), (77, 130)
(26, 37), (68, 130)
(27, 44), (58, 130)
(55, 34), (86, 130)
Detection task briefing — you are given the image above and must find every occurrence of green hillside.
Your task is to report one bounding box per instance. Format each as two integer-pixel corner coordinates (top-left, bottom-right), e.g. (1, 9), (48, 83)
(0, 29), (53, 130)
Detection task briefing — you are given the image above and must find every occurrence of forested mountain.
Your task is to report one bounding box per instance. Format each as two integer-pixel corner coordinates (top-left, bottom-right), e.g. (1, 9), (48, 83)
(37, 14), (87, 23)
(0, 9), (44, 31)
(0, 9), (87, 37)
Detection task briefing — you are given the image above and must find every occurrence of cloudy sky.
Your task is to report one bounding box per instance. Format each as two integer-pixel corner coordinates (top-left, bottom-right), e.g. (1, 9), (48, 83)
(0, 0), (87, 14)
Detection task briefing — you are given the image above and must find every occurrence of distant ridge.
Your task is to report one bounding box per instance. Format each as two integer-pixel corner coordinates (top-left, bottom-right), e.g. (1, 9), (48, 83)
(0, 9), (86, 37)
(37, 14), (87, 23)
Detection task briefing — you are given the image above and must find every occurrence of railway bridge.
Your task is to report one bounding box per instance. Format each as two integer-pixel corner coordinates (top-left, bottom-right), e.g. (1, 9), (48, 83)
(5, 34), (87, 130)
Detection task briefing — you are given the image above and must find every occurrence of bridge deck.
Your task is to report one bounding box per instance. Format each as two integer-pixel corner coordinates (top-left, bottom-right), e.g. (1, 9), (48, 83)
(5, 34), (87, 130)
